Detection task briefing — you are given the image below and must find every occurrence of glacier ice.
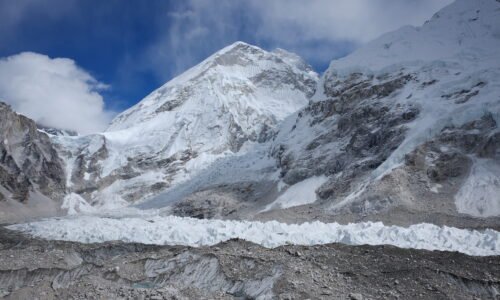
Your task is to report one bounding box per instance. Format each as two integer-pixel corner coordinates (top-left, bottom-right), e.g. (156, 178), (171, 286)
(8, 215), (500, 257)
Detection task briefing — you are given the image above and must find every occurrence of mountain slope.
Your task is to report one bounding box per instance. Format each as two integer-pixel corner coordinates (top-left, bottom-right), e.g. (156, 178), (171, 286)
(3, 0), (499, 227)
(140, 0), (500, 227)
(267, 0), (500, 222)
(53, 42), (317, 208)
(0, 102), (66, 222)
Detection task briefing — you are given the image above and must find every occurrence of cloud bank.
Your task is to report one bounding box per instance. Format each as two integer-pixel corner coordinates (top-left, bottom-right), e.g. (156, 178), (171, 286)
(0, 52), (113, 134)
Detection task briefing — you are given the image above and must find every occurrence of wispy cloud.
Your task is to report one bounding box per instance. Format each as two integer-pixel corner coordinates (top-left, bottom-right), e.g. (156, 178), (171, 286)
(142, 0), (453, 81)
(141, 0), (247, 81)
(0, 52), (114, 134)
(248, 0), (455, 44)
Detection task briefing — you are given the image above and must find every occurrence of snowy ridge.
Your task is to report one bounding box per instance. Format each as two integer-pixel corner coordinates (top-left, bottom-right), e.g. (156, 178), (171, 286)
(320, 0), (500, 74)
(109, 42), (316, 131)
(8, 215), (500, 256)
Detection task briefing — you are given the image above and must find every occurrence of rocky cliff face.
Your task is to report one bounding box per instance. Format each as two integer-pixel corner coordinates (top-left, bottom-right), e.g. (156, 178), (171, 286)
(0, 102), (66, 222)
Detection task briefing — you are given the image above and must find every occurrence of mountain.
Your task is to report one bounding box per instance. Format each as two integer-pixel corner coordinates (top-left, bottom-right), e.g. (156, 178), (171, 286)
(1, 0), (499, 227)
(51, 42), (317, 210)
(0, 102), (66, 222)
(2, 2), (500, 298)
(138, 0), (500, 227)
(266, 0), (500, 224)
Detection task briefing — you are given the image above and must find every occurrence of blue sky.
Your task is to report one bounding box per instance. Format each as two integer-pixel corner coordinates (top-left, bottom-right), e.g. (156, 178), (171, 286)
(0, 0), (453, 133)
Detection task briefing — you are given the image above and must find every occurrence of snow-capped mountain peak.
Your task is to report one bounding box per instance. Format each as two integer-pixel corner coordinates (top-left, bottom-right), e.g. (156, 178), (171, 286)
(108, 41), (317, 131)
(53, 42), (318, 207)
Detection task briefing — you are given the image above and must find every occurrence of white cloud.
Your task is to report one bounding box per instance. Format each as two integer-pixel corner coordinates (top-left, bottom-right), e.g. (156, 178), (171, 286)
(0, 52), (113, 134)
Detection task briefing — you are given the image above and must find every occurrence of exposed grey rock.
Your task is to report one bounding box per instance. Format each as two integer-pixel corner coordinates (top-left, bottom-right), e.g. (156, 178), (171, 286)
(0, 102), (66, 201)
(272, 72), (417, 191)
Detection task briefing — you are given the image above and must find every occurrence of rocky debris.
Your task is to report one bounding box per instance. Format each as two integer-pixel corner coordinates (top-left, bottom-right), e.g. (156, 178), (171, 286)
(172, 190), (243, 219)
(323, 112), (500, 220)
(0, 227), (499, 299)
(405, 113), (498, 183)
(170, 181), (277, 220)
(251, 108), (500, 226)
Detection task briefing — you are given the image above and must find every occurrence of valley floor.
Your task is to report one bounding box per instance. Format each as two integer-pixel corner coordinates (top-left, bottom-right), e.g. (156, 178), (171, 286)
(0, 227), (499, 299)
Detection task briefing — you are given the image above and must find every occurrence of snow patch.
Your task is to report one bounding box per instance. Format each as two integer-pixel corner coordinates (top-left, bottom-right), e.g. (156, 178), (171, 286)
(430, 184), (443, 194)
(263, 176), (328, 211)
(455, 159), (500, 217)
(7, 215), (500, 257)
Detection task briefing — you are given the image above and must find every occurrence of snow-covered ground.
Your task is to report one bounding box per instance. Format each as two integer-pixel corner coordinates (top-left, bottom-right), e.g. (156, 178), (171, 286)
(8, 214), (500, 257)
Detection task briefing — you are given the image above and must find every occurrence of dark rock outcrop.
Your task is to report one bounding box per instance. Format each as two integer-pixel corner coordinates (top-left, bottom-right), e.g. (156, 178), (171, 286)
(0, 102), (66, 203)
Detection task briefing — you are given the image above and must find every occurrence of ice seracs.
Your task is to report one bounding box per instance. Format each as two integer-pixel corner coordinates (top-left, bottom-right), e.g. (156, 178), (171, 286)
(8, 215), (500, 257)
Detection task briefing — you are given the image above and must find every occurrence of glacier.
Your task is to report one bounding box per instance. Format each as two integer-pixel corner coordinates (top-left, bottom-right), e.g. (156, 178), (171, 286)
(8, 214), (500, 257)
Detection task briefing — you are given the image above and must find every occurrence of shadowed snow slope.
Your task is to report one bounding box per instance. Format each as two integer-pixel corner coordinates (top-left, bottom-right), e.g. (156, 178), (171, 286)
(8, 215), (500, 256)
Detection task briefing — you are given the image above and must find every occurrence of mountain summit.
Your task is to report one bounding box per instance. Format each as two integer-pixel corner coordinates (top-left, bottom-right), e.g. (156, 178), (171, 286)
(109, 41), (317, 132)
